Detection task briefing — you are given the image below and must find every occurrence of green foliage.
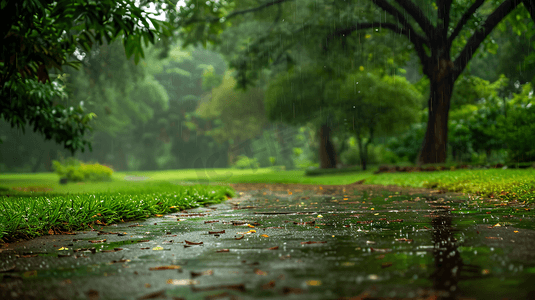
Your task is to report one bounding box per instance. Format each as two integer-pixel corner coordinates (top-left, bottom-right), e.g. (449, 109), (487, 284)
(52, 158), (113, 182)
(386, 123), (426, 163)
(232, 155), (260, 170)
(496, 83), (535, 162)
(196, 71), (268, 144)
(1, 0), (173, 153)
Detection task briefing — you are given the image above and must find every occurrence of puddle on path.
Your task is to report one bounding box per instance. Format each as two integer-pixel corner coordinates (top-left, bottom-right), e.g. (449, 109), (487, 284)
(1, 188), (534, 299)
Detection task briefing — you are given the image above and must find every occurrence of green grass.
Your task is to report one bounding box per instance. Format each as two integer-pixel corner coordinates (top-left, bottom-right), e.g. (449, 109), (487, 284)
(0, 176), (235, 243)
(2, 167), (534, 243)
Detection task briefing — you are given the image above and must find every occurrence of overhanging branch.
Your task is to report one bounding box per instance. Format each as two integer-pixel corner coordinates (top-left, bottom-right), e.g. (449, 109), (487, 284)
(328, 22), (430, 72)
(453, 0), (521, 80)
(448, 0), (485, 46)
(183, 0), (294, 26)
(391, 0), (435, 39)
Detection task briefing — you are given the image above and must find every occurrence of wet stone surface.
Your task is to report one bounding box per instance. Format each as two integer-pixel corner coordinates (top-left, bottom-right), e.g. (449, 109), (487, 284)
(1, 187), (535, 300)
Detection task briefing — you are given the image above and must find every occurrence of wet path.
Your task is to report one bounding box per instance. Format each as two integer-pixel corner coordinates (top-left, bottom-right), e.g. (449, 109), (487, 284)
(1, 187), (535, 299)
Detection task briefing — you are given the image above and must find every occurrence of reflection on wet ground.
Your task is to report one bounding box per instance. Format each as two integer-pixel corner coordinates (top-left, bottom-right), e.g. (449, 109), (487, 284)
(1, 187), (535, 299)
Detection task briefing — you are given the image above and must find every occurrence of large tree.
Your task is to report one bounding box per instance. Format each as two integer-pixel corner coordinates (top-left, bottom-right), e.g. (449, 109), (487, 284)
(0, 0), (173, 153)
(176, 0), (535, 164)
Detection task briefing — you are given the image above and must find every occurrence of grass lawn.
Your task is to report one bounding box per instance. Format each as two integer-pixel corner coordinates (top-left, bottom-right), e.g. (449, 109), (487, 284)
(1, 167), (534, 243)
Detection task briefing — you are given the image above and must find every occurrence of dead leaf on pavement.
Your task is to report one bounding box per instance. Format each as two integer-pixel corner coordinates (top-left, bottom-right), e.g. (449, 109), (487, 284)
(185, 240), (203, 245)
(301, 241), (327, 244)
(85, 289), (99, 300)
(282, 287), (304, 295)
(204, 220), (219, 224)
(254, 269), (267, 276)
(191, 283), (246, 292)
(268, 246), (279, 250)
(395, 238), (413, 243)
(137, 290), (165, 299)
(89, 239), (106, 243)
(191, 270), (213, 277)
(235, 234), (245, 240)
(262, 280), (276, 289)
(216, 249), (230, 253)
(208, 230), (225, 234)
(166, 279), (198, 286)
(149, 265), (181, 270)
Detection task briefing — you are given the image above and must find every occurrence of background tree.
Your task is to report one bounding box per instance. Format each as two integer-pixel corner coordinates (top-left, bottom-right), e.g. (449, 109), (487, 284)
(327, 72), (422, 170)
(1, 0), (173, 153)
(176, 0), (535, 164)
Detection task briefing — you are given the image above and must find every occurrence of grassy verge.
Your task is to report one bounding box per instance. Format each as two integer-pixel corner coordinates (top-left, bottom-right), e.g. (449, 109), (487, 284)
(0, 180), (235, 243)
(2, 166), (534, 242)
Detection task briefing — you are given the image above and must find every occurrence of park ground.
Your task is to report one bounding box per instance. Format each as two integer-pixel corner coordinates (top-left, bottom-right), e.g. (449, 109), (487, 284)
(1, 167), (535, 299)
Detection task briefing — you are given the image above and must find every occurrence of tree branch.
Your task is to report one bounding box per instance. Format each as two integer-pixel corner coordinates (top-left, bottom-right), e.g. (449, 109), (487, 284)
(448, 0), (485, 46)
(183, 0), (294, 25)
(437, 0), (452, 40)
(328, 22), (430, 74)
(523, 0), (535, 22)
(453, 0), (521, 81)
(389, 0), (435, 39)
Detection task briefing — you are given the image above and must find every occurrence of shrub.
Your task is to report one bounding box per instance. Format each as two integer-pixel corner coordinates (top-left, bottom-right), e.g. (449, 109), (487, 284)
(232, 155), (260, 169)
(52, 158), (113, 183)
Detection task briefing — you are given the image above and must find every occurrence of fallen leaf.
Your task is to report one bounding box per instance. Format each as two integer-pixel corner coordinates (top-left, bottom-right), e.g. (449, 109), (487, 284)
(261, 234), (269, 238)
(111, 259), (130, 263)
(137, 240), (150, 243)
(152, 246), (164, 251)
(235, 235), (245, 240)
(282, 287), (303, 295)
(485, 237), (503, 240)
(167, 279), (198, 285)
(155, 214), (163, 217)
(191, 284), (246, 292)
(140, 247), (150, 250)
(254, 269), (267, 276)
(262, 280), (276, 289)
(137, 290), (165, 299)
(204, 220), (219, 224)
(216, 249), (229, 253)
(149, 265), (181, 270)
(306, 280), (322, 286)
(395, 238), (413, 243)
(58, 247), (69, 250)
(191, 270), (213, 277)
(185, 240), (203, 245)
(301, 241), (327, 244)
(268, 246), (279, 250)
(208, 230), (225, 234)
(128, 224), (142, 227)
(381, 262), (393, 268)
(145, 283), (151, 288)
(89, 239), (106, 243)
(248, 224), (255, 228)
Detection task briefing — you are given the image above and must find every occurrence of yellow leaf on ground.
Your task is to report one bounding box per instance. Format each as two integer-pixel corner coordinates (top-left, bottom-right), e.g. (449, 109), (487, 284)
(306, 280), (322, 286)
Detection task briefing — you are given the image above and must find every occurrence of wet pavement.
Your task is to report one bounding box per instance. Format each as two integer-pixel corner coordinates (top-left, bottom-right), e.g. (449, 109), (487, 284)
(1, 186), (535, 300)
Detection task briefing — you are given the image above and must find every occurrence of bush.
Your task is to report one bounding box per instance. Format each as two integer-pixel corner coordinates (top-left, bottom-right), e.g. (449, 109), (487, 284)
(232, 155), (260, 169)
(496, 83), (535, 163)
(52, 158), (113, 183)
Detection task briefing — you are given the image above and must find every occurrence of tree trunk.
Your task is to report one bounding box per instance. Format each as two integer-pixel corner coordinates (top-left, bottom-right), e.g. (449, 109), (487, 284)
(318, 124), (338, 169)
(418, 59), (455, 164)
